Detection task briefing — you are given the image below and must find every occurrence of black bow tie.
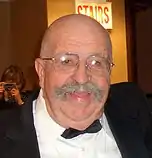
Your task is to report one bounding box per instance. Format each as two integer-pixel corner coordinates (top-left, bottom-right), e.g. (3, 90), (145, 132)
(61, 119), (102, 139)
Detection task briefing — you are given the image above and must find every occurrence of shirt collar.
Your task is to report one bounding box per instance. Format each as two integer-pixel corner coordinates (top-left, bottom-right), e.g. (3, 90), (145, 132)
(33, 89), (65, 139)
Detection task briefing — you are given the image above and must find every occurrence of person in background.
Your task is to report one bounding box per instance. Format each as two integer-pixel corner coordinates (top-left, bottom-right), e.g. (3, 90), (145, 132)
(0, 14), (152, 158)
(0, 65), (26, 110)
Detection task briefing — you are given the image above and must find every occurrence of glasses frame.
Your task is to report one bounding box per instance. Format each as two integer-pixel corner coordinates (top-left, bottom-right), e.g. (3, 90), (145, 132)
(40, 53), (115, 74)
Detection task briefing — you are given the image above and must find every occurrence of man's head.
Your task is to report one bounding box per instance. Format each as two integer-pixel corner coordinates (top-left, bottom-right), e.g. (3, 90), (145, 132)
(35, 14), (113, 130)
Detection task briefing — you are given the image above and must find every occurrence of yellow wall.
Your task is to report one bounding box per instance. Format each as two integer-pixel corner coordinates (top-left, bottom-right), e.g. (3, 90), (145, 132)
(47, 0), (75, 23)
(110, 0), (128, 83)
(47, 0), (128, 83)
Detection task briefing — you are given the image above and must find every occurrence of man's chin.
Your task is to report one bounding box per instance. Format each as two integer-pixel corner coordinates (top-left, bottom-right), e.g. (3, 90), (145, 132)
(60, 105), (95, 122)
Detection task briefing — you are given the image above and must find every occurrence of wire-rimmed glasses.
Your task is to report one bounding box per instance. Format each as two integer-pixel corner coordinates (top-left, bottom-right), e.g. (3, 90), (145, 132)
(40, 53), (114, 76)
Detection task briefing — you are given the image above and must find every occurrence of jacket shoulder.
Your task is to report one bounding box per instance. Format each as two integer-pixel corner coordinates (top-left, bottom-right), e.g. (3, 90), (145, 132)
(111, 82), (145, 95)
(108, 82), (151, 132)
(110, 82), (149, 108)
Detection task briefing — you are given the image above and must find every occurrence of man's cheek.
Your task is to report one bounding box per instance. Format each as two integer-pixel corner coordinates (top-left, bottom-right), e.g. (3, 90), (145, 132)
(52, 74), (70, 87)
(98, 76), (110, 87)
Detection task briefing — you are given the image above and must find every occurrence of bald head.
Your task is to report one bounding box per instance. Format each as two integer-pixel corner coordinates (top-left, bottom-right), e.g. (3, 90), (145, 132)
(40, 14), (112, 60)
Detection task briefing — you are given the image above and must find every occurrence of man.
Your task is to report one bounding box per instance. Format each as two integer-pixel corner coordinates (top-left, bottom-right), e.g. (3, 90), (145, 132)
(0, 14), (152, 158)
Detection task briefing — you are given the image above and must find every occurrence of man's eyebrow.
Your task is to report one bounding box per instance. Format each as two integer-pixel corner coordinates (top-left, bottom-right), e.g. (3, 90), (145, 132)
(92, 52), (109, 59)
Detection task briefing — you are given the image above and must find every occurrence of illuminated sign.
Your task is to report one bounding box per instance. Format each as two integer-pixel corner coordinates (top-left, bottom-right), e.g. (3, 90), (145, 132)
(75, 1), (112, 29)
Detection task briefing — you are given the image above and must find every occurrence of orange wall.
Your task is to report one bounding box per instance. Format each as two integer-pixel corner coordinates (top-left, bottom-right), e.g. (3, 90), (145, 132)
(110, 0), (128, 83)
(47, 0), (128, 83)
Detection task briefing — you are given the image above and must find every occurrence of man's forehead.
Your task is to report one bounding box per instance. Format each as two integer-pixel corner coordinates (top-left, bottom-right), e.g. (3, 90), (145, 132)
(40, 14), (112, 58)
(41, 37), (110, 58)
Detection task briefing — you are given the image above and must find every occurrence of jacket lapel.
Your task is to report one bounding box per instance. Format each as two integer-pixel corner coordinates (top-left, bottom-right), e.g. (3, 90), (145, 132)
(4, 90), (40, 158)
(105, 97), (149, 158)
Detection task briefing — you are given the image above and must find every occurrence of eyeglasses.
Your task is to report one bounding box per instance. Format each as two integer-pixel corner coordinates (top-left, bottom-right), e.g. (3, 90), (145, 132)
(40, 53), (114, 76)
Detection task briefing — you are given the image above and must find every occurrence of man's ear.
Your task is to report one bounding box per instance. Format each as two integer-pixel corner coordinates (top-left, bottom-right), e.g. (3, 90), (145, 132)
(35, 58), (45, 88)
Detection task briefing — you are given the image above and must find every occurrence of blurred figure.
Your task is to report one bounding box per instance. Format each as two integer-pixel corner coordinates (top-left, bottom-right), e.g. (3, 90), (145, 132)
(0, 65), (26, 110)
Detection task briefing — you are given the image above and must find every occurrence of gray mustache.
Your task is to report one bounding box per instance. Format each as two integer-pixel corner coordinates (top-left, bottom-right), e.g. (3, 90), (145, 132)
(55, 82), (104, 102)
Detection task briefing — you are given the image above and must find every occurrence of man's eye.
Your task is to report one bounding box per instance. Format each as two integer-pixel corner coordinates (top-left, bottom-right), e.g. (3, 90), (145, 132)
(61, 59), (73, 65)
(91, 60), (102, 67)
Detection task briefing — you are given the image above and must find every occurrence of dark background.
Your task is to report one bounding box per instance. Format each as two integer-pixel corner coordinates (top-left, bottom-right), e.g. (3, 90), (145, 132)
(125, 0), (152, 93)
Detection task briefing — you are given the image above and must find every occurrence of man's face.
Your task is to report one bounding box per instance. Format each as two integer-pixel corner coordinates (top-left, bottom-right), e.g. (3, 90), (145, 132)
(35, 20), (112, 130)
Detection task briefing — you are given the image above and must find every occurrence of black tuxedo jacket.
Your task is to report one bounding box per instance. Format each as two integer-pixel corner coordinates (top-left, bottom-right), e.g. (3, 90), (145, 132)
(0, 82), (152, 158)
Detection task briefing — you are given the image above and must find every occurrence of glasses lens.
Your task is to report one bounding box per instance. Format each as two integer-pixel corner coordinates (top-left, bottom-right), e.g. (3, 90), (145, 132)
(86, 56), (111, 75)
(54, 54), (79, 72)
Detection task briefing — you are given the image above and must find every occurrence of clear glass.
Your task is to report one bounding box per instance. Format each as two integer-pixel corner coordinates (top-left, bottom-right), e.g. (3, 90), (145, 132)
(41, 53), (114, 76)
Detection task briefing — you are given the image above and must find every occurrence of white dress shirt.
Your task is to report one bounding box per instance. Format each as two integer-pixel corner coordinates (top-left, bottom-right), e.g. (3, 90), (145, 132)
(33, 90), (122, 158)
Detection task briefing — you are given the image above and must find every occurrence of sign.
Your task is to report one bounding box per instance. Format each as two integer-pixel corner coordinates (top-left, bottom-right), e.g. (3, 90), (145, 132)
(75, 1), (112, 29)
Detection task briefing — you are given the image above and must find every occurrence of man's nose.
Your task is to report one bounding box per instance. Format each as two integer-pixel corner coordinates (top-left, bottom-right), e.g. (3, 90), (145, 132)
(71, 63), (90, 84)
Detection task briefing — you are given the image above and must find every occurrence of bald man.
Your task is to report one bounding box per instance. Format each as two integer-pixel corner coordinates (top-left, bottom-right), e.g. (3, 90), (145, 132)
(0, 14), (152, 158)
